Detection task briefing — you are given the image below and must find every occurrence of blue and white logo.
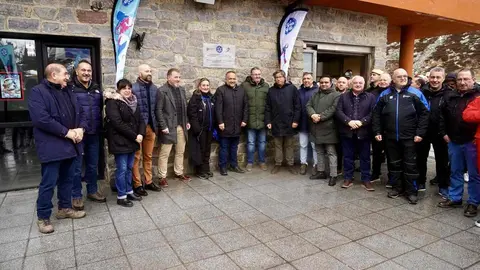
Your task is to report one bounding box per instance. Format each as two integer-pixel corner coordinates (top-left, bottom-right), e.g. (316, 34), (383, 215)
(216, 45), (223, 53)
(285, 17), (297, 35)
(122, 0), (134, 6)
(0, 48), (7, 56)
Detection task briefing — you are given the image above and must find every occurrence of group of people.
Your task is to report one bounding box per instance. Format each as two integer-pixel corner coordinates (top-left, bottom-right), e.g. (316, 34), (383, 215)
(28, 60), (480, 234)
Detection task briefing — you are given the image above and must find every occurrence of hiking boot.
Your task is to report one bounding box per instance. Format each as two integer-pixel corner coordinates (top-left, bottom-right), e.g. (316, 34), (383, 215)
(465, 204), (478, 217)
(145, 183), (162, 192)
(310, 171), (326, 180)
(72, 198), (84, 211)
(342, 179), (353, 189)
(387, 190), (403, 199)
(287, 165), (298, 175)
(300, 164), (307, 175)
(56, 208), (86, 219)
(438, 199), (463, 208)
(37, 219), (54, 234)
(371, 173), (380, 182)
(127, 193), (142, 201)
(271, 165), (281, 174)
(219, 167), (228, 176)
(328, 176), (337, 186)
(87, 192), (107, 203)
(229, 166), (245, 173)
(407, 194), (418, 204)
(362, 181), (375, 191)
(117, 198), (133, 207)
(134, 186), (148, 196)
(246, 163), (253, 172)
(175, 174), (192, 182)
(196, 173), (209, 180)
(159, 178), (169, 187)
(260, 163), (268, 171)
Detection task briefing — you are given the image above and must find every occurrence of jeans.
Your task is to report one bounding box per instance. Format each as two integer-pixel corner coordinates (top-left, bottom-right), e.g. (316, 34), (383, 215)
(447, 142), (480, 206)
(219, 136), (240, 168)
(72, 134), (100, 198)
(37, 158), (76, 219)
(115, 153), (135, 199)
(316, 143), (337, 177)
(342, 136), (371, 182)
(299, 132), (317, 166)
(247, 128), (266, 164)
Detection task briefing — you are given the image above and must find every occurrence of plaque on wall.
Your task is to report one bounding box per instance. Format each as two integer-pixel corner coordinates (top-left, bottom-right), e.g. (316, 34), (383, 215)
(203, 43), (236, 68)
(0, 72), (23, 101)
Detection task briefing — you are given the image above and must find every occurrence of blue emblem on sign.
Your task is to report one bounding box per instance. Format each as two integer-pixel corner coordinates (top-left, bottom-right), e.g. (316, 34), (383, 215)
(285, 17), (297, 35)
(216, 46), (223, 53)
(0, 48), (7, 56)
(122, 0), (134, 5)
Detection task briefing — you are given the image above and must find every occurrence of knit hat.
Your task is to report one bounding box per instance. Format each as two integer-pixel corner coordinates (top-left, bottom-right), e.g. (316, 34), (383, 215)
(446, 72), (456, 81)
(371, 69), (384, 75)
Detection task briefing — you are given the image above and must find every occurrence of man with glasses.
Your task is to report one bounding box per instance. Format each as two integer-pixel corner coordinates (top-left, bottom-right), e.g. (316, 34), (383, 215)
(438, 69), (480, 218)
(373, 68), (429, 204)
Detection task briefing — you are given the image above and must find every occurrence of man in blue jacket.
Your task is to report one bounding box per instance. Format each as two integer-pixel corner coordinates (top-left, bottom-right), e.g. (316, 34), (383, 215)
(372, 68), (429, 204)
(71, 60), (106, 211)
(28, 63), (87, 234)
(298, 72), (318, 175)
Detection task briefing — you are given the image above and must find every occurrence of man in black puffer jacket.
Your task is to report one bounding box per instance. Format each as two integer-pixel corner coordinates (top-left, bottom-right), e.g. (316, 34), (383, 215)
(373, 68), (430, 204)
(215, 71), (248, 176)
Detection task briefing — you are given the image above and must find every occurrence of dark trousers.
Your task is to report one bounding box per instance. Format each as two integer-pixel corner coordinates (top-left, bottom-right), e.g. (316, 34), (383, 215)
(416, 136), (450, 188)
(385, 139), (418, 196)
(219, 136), (240, 168)
(342, 136), (371, 182)
(336, 143), (343, 171)
(37, 157), (76, 219)
(72, 134), (100, 198)
(371, 139), (385, 176)
(195, 130), (213, 174)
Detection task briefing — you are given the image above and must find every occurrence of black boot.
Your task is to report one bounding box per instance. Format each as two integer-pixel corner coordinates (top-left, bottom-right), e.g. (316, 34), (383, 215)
(310, 171), (327, 180)
(117, 199), (133, 207)
(219, 167), (228, 176)
(127, 193), (142, 201)
(328, 176), (337, 186)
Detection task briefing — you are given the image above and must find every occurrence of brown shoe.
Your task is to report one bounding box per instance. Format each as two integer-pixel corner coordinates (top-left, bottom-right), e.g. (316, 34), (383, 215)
(87, 192), (107, 203)
(175, 174), (191, 183)
(271, 165), (281, 174)
(37, 219), (54, 234)
(260, 163), (268, 171)
(56, 208), (86, 219)
(299, 164), (307, 175)
(342, 179), (354, 189)
(72, 198), (84, 210)
(159, 178), (169, 187)
(362, 181), (375, 191)
(246, 163), (253, 172)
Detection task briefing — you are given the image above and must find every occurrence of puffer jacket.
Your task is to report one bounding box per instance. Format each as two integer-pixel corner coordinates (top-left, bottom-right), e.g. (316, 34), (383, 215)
(298, 82), (319, 132)
(71, 76), (102, 135)
(421, 84), (450, 138)
(132, 78), (158, 132)
(242, 76), (269, 130)
(306, 87), (341, 144)
(463, 96), (480, 139)
(372, 85), (430, 141)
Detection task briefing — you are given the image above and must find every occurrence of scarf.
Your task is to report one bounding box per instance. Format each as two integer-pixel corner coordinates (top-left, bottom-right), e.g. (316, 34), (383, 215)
(120, 94), (138, 113)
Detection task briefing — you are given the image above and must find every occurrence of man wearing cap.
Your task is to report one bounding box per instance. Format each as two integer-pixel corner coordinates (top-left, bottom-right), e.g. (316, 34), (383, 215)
(366, 69), (384, 93)
(445, 72), (457, 90)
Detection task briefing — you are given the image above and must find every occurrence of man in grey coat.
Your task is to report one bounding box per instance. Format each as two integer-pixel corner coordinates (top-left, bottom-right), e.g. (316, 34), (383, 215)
(306, 75), (341, 186)
(155, 68), (190, 187)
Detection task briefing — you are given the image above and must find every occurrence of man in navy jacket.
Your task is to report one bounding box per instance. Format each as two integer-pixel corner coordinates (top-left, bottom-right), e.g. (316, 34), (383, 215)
(28, 63), (87, 234)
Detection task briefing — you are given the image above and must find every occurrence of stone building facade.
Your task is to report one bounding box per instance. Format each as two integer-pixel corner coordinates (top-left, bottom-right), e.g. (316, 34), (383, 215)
(0, 0), (388, 175)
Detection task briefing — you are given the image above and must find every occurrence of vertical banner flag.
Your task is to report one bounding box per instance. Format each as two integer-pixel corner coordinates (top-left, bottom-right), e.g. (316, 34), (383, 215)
(0, 45), (18, 73)
(277, 8), (308, 78)
(112, 0), (141, 83)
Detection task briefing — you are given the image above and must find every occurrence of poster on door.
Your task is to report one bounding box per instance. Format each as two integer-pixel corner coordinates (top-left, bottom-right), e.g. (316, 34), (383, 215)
(0, 72), (23, 101)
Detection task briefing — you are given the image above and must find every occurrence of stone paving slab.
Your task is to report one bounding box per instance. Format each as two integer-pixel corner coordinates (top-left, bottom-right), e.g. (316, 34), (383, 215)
(0, 166), (479, 269)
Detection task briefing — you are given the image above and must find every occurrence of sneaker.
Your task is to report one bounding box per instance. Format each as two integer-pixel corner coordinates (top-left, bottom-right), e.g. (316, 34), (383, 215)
(387, 190), (403, 198)
(362, 181), (375, 191)
(87, 192), (107, 203)
(407, 194), (418, 204)
(300, 164), (307, 175)
(385, 183), (393, 189)
(175, 174), (192, 182)
(127, 193), (142, 201)
(117, 198), (133, 207)
(271, 165), (281, 174)
(475, 220), (480, 228)
(37, 219), (54, 234)
(437, 199), (462, 208)
(465, 204), (478, 217)
(371, 173), (380, 182)
(342, 179), (353, 189)
(328, 176), (337, 186)
(72, 198), (84, 211)
(287, 165), (298, 175)
(145, 183), (162, 192)
(465, 173), (469, 182)
(159, 178), (169, 187)
(134, 186), (148, 196)
(56, 208), (86, 219)
(259, 163), (268, 171)
(417, 184), (426, 192)
(310, 171), (327, 180)
(246, 163), (253, 172)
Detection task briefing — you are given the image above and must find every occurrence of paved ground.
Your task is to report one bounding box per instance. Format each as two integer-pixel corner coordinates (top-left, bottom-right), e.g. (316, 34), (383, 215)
(0, 165), (479, 270)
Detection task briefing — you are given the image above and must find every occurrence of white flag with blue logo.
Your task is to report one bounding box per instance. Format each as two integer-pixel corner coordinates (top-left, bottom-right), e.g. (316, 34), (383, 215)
(279, 9), (308, 78)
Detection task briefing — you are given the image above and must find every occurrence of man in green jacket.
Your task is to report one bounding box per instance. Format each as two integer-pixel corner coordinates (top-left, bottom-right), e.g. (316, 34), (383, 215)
(242, 67), (269, 171)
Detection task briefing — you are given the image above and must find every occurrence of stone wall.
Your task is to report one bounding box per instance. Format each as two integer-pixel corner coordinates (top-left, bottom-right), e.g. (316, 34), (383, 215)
(0, 0), (388, 175)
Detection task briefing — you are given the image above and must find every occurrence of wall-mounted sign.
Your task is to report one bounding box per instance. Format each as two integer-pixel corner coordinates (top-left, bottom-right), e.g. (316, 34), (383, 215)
(0, 72), (23, 101)
(203, 43), (236, 68)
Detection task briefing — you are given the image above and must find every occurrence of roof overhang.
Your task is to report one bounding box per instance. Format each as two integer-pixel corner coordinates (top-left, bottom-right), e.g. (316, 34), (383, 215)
(304, 0), (480, 42)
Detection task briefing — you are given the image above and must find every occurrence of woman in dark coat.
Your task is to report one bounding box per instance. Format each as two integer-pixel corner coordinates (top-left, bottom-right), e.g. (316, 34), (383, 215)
(188, 78), (215, 179)
(105, 79), (146, 207)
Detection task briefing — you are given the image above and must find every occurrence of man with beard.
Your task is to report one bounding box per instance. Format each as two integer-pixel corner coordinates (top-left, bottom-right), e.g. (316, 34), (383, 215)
(71, 60), (106, 211)
(156, 68), (191, 185)
(29, 64), (87, 233)
(307, 76), (341, 186)
(132, 64), (162, 194)
(438, 69), (480, 218)
(336, 77), (349, 94)
(366, 69), (384, 93)
(298, 72), (318, 175)
(265, 70), (300, 175)
(215, 71), (248, 175)
(373, 68), (429, 204)
(417, 67), (450, 197)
